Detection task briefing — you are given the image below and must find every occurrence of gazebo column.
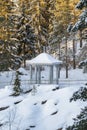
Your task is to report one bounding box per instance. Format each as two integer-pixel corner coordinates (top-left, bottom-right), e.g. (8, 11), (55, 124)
(30, 65), (32, 84)
(37, 66), (41, 84)
(35, 65), (38, 84)
(49, 65), (53, 84)
(55, 65), (59, 84)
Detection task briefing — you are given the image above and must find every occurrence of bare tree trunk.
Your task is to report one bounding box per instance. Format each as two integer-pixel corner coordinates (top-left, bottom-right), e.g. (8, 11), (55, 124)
(79, 30), (83, 48)
(23, 43), (26, 68)
(73, 38), (76, 69)
(58, 42), (61, 78)
(58, 42), (61, 60)
(65, 37), (68, 78)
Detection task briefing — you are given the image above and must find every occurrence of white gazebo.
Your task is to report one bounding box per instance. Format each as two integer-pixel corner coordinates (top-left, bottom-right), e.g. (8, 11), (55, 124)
(26, 53), (62, 84)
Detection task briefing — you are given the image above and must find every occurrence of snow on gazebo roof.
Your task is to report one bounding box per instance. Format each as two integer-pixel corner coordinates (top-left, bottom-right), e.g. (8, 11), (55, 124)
(26, 52), (62, 65)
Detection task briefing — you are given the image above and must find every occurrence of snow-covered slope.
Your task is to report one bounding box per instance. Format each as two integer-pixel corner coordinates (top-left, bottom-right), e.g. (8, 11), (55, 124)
(0, 84), (87, 130)
(0, 68), (87, 130)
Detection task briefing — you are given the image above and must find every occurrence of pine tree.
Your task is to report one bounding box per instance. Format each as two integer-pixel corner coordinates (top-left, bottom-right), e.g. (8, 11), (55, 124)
(72, 0), (87, 32)
(0, 0), (22, 70)
(66, 107), (87, 130)
(70, 87), (87, 102)
(13, 71), (21, 95)
(66, 87), (87, 130)
(69, 0), (87, 65)
(27, 0), (54, 53)
(10, 1), (37, 68)
(69, 0), (87, 48)
(50, 0), (77, 78)
(15, 13), (36, 67)
(51, 0), (79, 60)
(39, 0), (55, 52)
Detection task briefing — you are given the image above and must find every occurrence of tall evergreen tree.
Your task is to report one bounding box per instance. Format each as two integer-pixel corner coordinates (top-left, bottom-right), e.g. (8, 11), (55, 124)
(69, 0), (87, 48)
(28, 0), (54, 53)
(39, 0), (55, 52)
(50, 0), (80, 73)
(0, 0), (20, 70)
(14, 2), (36, 67)
(66, 6), (87, 129)
(55, 0), (72, 78)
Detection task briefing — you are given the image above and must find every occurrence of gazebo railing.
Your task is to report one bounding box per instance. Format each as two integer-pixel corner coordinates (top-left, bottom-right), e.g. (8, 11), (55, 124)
(0, 79), (58, 88)
(27, 80), (58, 84)
(0, 79), (87, 89)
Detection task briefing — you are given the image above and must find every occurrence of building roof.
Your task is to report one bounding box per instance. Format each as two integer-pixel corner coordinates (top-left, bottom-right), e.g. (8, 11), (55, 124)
(26, 53), (62, 65)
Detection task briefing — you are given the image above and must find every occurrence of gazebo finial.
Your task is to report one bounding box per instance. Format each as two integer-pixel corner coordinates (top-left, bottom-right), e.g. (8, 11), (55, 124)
(43, 46), (46, 53)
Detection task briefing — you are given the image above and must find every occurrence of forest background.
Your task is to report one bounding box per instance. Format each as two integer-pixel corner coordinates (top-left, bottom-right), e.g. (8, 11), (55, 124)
(0, 0), (84, 72)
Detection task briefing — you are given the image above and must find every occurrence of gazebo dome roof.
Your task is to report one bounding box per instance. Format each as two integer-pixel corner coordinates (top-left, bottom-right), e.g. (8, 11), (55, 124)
(26, 53), (62, 65)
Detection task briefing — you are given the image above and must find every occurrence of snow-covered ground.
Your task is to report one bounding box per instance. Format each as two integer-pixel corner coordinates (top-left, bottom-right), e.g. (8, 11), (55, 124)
(0, 68), (87, 130)
(0, 84), (87, 130)
(60, 68), (87, 80)
(59, 68), (87, 87)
